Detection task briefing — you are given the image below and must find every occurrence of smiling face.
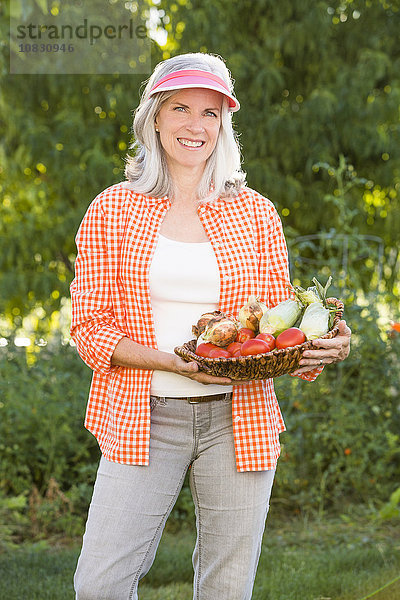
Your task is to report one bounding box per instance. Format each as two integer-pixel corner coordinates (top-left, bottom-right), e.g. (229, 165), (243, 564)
(154, 88), (223, 180)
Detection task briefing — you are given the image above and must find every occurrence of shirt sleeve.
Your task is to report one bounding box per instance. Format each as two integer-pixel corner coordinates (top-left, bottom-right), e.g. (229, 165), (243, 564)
(290, 365), (324, 382)
(70, 198), (126, 374)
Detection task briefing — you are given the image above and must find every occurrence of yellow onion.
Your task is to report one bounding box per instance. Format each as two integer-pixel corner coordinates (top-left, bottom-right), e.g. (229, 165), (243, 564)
(192, 311), (224, 338)
(238, 296), (268, 332)
(202, 317), (239, 347)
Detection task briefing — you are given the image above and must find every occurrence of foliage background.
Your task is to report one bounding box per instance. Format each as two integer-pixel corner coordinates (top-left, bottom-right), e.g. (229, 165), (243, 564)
(0, 0), (399, 545)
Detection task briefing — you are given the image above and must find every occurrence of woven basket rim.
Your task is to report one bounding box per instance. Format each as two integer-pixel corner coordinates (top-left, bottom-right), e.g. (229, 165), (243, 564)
(174, 297), (344, 374)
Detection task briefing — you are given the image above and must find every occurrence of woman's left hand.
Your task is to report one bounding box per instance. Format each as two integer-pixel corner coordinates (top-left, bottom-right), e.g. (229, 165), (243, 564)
(292, 319), (351, 376)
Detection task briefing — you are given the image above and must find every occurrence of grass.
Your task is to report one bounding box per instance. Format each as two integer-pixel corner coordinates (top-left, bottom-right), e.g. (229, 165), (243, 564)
(0, 512), (399, 599)
(0, 543), (79, 599)
(252, 517), (400, 600)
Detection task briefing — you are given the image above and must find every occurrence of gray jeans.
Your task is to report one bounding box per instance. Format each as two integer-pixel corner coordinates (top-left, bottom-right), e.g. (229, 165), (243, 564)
(74, 396), (275, 600)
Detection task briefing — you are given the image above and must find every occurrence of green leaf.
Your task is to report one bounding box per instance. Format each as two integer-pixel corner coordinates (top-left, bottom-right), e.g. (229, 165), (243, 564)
(35, 0), (49, 14)
(9, 0), (22, 18)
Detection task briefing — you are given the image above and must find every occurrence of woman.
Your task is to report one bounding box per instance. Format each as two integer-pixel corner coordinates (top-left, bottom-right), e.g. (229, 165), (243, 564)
(71, 52), (351, 600)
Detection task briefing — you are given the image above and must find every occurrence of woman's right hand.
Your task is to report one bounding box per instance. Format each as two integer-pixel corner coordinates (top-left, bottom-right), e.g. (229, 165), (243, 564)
(172, 355), (252, 386)
(111, 338), (252, 386)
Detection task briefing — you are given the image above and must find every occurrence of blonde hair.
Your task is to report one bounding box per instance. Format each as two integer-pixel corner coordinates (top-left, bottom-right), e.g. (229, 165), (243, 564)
(124, 53), (246, 201)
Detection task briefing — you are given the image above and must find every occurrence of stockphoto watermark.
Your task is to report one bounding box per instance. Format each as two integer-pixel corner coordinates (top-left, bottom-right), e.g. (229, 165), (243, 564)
(10, 1), (151, 75)
(16, 18), (148, 46)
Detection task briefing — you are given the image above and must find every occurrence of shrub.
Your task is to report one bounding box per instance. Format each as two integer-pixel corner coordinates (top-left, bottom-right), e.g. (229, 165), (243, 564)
(273, 300), (400, 514)
(0, 341), (99, 542)
(1, 298), (399, 542)
(0, 341), (98, 495)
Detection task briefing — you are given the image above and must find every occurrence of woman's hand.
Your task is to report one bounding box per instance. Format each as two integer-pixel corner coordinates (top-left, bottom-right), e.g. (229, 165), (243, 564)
(292, 319), (351, 376)
(173, 355), (252, 386)
(111, 338), (252, 385)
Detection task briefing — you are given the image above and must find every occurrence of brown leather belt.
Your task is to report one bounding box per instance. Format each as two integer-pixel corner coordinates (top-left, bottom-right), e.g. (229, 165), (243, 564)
(150, 393), (232, 404)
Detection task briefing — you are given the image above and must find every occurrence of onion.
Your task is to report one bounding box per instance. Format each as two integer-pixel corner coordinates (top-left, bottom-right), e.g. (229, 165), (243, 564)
(202, 317), (239, 347)
(192, 311), (224, 338)
(238, 296), (268, 332)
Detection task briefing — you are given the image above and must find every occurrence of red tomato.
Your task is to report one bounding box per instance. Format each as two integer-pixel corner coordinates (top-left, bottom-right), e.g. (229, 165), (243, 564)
(208, 348), (232, 359)
(226, 341), (242, 354)
(231, 348), (242, 358)
(196, 343), (219, 357)
(237, 328), (256, 343)
(255, 333), (276, 351)
(275, 328), (306, 349)
(240, 338), (270, 356)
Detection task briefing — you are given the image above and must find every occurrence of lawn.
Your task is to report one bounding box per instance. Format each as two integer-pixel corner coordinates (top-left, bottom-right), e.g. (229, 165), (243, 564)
(0, 513), (399, 599)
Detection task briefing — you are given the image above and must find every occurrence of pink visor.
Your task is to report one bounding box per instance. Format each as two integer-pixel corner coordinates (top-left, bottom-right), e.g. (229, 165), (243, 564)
(148, 69), (240, 112)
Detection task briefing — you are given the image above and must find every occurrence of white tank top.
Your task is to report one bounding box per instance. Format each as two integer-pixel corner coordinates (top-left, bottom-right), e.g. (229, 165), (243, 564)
(149, 234), (233, 397)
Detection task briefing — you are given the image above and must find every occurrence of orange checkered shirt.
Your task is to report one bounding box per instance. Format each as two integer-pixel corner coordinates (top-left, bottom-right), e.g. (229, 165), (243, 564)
(70, 183), (321, 472)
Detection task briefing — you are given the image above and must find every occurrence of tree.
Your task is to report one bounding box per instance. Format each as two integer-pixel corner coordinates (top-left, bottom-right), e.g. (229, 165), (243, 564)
(1, 0), (399, 334)
(157, 0), (400, 298)
(0, 0), (163, 333)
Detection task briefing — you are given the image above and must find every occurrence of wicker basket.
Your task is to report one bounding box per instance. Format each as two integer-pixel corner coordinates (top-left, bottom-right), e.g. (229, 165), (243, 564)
(174, 298), (344, 380)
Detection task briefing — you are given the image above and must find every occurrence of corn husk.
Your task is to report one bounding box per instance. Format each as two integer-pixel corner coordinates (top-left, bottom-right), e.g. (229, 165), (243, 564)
(299, 302), (329, 340)
(293, 286), (320, 307)
(259, 299), (302, 336)
(294, 276), (332, 308)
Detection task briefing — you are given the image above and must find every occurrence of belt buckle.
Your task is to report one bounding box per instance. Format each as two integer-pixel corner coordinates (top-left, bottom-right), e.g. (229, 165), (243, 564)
(187, 396), (202, 404)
